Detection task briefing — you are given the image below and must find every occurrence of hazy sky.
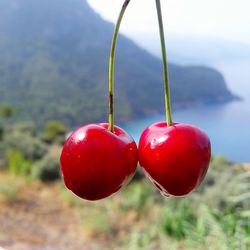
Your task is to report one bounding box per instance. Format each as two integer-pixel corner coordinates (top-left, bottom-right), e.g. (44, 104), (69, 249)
(87, 0), (250, 45)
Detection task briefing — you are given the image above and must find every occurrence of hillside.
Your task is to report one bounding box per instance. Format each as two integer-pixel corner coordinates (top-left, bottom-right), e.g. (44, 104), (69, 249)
(0, 0), (236, 127)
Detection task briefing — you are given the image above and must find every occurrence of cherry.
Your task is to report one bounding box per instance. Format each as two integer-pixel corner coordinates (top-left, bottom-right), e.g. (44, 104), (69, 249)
(60, 123), (137, 201)
(138, 122), (211, 196)
(60, 1), (135, 201)
(136, 1), (211, 197)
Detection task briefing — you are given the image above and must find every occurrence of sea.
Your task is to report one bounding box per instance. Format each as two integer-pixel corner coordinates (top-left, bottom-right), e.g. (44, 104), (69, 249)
(123, 61), (250, 163)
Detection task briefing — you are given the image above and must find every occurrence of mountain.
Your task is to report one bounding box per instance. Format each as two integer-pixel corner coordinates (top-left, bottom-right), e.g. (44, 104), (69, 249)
(0, 0), (236, 128)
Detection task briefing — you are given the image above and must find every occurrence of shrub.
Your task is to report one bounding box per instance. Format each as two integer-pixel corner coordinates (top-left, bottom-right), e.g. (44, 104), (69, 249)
(0, 123), (4, 141)
(12, 121), (36, 136)
(120, 181), (154, 212)
(162, 199), (196, 239)
(42, 120), (67, 144)
(4, 132), (48, 161)
(32, 153), (61, 181)
(6, 148), (32, 176)
(0, 103), (15, 118)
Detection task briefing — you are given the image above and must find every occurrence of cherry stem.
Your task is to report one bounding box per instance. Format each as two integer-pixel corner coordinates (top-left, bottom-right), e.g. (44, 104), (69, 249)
(155, 0), (172, 126)
(108, 0), (131, 132)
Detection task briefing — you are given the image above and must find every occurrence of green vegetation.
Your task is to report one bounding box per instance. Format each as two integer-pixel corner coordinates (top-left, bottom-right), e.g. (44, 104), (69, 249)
(0, 114), (64, 181)
(6, 148), (32, 176)
(0, 104), (15, 118)
(41, 120), (68, 144)
(32, 153), (61, 181)
(0, 0), (236, 128)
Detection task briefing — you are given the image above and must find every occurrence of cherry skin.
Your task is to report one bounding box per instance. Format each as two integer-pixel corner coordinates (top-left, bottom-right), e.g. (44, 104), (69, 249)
(138, 122), (211, 197)
(60, 123), (138, 201)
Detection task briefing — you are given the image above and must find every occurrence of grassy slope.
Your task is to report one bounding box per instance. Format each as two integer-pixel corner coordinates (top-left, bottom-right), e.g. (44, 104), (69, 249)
(0, 159), (249, 250)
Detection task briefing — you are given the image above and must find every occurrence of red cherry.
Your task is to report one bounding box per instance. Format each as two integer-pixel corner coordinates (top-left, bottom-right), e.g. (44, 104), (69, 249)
(138, 122), (211, 197)
(60, 123), (138, 201)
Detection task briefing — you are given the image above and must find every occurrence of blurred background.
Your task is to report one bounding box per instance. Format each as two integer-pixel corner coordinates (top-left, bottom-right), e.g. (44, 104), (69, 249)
(0, 0), (249, 249)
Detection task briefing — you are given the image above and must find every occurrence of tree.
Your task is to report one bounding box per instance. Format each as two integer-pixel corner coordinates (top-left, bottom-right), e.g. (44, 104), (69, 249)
(42, 120), (68, 144)
(0, 104), (15, 118)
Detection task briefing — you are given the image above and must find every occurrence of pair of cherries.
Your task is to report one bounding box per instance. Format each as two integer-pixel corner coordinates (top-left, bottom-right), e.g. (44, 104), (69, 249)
(60, 121), (211, 201)
(60, 0), (211, 201)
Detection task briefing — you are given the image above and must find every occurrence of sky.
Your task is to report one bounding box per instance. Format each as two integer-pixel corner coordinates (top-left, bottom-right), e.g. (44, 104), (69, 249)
(87, 0), (250, 45)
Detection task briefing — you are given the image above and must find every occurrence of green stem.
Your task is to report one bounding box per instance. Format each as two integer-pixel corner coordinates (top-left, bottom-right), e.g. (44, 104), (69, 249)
(108, 0), (131, 132)
(155, 0), (172, 126)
